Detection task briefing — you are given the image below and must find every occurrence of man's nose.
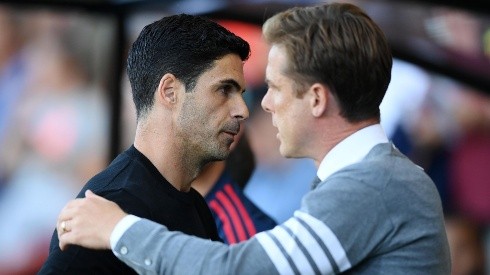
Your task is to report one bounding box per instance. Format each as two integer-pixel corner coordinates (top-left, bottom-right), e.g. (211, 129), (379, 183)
(261, 90), (272, 113)
(232, 95), (249, 121)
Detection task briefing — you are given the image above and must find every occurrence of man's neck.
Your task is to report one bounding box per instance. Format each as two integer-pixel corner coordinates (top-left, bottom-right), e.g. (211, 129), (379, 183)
(313, 118), (379, 168)
(192, 161), (225, 197)
(134, 124), (201, 192)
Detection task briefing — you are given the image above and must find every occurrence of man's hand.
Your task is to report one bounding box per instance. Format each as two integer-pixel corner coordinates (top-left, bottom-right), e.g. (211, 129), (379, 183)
(57, 190), (128, 251)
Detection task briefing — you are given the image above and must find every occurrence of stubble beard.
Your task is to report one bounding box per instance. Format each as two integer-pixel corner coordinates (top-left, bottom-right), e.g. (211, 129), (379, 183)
(177, 101), (233, 167)
(183, 133), (231, 169)
(203, 135), (232, 162)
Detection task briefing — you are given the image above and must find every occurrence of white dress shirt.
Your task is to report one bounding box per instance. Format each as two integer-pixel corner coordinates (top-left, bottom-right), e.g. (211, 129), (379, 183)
(317, 124), (388, 182)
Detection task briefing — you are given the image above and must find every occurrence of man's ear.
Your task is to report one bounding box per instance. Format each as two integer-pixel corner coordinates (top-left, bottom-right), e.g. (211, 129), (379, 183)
(156, 73), (178, 106)
(310, 83), (329, 117)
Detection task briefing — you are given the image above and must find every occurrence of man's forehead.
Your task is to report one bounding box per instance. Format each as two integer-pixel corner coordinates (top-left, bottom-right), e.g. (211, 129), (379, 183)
(210, 56), (246, 84)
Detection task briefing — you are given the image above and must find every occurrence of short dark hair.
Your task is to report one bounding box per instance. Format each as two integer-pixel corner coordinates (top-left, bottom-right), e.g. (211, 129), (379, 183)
(127, 14), (250, 119)
(263, 3), (392, 122)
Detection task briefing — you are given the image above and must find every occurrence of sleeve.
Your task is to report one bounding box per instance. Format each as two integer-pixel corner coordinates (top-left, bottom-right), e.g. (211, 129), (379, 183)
(113, 219), (278, 275)
(298, 175), (393, 271)
(110, 215), (141, 250)
(112, 201), (368, 274)
(111, 176), (391, 275)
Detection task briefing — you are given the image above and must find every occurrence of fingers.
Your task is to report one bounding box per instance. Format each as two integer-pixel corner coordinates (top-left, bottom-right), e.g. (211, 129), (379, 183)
(57, 197), (85, 250)
(57, 190), (98, 222)
(59, 235), (69, 251)
(57, 214), (73, 250)
(59, 227), (75, 251)
(58, 223), (70, 251)
(60, 220), (68, 233)
(58, 210), (85, 251)
(56, 190), (120, 251)
(86, 189), (107, 201)
(57, 202), (82, 242)
(85, 189), (96, 197)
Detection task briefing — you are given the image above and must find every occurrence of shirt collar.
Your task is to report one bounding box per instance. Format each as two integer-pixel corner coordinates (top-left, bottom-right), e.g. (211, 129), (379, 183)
(317, 124), (388, 182)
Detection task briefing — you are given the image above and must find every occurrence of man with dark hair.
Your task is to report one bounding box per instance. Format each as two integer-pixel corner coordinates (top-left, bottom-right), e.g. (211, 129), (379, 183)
(39, 13), (250, 274)
(56, 3), (450, 274)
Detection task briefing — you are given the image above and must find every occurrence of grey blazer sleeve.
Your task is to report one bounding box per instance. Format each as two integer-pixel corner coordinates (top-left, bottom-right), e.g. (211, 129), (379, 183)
(113, 219), (278, 275)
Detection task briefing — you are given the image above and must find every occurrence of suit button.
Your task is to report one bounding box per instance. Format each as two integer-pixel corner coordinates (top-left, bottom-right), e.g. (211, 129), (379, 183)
(145, 259), (152, 266)
(120, 246), (128, 255)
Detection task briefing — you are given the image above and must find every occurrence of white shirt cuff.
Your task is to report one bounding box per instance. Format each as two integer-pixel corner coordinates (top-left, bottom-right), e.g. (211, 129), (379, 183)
(110, 214), (141, 250)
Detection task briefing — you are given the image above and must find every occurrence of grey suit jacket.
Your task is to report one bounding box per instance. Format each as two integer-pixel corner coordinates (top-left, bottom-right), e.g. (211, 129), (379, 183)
(113, 143), (451, 274)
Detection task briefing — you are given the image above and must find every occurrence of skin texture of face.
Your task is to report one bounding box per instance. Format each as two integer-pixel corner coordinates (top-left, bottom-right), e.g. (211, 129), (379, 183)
(176, 53), (249, 166)
(261, 45), (312, 158)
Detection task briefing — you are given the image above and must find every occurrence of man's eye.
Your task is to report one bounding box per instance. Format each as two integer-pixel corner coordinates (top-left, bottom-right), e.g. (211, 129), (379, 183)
(219, 85), (233, 95)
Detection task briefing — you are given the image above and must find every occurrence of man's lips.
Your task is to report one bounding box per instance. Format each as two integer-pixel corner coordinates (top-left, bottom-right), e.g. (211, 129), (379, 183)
(222, 122), (240, 137)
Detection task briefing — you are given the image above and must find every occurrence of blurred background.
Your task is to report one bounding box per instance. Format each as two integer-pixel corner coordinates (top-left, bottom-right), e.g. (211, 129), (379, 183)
(0, 0), (488, 274)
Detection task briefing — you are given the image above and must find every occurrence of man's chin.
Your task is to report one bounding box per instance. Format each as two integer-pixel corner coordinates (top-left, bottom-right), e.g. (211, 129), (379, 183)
(209, 149), (231, 162)
(279, 145), (289, 158)
(279, 146), (302, 159)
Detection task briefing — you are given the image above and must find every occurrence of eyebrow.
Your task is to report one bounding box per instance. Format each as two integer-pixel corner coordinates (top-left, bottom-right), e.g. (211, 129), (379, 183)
(220, 79), (245, 93)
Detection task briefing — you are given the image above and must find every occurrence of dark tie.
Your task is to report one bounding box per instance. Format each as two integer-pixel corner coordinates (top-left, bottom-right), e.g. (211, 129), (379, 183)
(311, 175), (322, 189)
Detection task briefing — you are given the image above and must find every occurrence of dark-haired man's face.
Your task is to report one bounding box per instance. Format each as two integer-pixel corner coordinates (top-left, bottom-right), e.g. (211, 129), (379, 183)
(176, 53), (249, 163)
